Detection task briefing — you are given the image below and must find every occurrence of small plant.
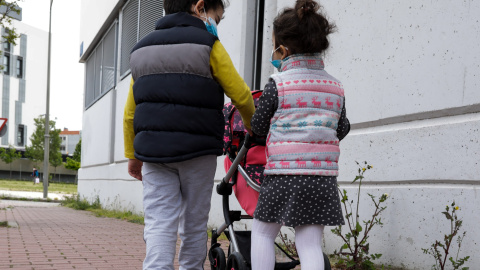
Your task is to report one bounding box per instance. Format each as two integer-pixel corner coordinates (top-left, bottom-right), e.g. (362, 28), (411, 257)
(277, 228), (298, 258)
(331, 161), (388, 270)
(0, 221), (9, 227)
(422, 202), (470, 270)
(61, 194), (101, 210)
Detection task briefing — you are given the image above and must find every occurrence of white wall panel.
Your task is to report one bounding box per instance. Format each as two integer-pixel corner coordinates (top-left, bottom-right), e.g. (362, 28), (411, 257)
(81, 91), (113, 167)
(114, 76), (132, 162)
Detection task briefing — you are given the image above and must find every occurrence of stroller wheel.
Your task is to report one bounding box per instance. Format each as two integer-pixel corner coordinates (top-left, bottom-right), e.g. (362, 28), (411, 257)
(226, 252), (247, 270)
(323, 252), (331, 270)
(209, 246), (226, 270)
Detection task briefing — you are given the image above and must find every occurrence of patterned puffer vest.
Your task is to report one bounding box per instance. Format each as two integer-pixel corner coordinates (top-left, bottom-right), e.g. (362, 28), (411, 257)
(264, 54), (345, 176)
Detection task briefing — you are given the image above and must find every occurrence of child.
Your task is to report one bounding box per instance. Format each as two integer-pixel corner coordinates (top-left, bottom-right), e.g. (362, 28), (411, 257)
(123, 1), (255, 269)
(250, 1), (350, 269)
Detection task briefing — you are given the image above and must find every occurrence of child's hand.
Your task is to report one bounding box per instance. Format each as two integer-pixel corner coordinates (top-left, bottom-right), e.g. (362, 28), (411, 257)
(245, 126), (253, 136)
(128, 159), (143, 181)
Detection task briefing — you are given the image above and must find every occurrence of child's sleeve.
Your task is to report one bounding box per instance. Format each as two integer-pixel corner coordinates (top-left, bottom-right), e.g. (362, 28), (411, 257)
(123, 78), (136, 159)
(210, 41), (255, 129)
(251, 80), (278, 136)
(337, 99), (350, 141)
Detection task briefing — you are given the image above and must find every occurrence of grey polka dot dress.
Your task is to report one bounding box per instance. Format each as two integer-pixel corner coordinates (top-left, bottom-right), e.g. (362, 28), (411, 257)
(251, 79), (349, 227)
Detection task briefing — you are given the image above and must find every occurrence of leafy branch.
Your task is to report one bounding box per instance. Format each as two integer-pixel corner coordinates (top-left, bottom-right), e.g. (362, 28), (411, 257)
(331, 162), (388, 270)
(422, 202), (470, 270)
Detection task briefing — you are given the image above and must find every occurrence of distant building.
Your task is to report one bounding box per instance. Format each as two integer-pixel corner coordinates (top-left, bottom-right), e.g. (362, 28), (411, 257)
(0, 21), (48, 149)
(59, 128), (81, 156)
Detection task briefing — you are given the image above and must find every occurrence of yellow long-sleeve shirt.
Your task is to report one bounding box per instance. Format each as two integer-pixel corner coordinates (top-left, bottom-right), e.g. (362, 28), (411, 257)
(123, 40), (255, 159)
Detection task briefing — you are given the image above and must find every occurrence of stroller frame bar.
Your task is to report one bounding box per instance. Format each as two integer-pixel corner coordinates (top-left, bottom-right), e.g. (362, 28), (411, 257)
(222, 142), (249, 184)
(213, 222), (241, 254)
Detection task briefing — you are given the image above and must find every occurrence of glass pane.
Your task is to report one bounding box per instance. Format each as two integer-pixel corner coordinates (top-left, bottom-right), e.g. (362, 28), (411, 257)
(120, 0), (139, 75)
(85, 52), (95, 107)
(102, 24), (116, 93)
(94, 41), (103, 98)
(139, 0), (163, 40)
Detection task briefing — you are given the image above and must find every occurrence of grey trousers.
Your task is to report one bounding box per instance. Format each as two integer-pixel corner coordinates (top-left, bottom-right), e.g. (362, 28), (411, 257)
(142, 155), (216, 270)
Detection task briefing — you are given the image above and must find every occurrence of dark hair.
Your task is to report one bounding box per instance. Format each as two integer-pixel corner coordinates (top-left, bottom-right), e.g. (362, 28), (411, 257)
(273, 0), (336, 54)
(164, 0), (228, 15)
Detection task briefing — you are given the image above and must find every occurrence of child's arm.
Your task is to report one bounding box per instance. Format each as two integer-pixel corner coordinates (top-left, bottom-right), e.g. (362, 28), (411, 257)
(123, 78), (136, 159)
(251, 80), (278, 136)
(337, 101), (350, 141)
(210, 41), (255, 129)
(123, 78), (143, 180)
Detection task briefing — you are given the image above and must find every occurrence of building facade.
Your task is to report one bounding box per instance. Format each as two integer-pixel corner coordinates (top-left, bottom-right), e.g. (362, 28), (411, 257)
(0, 21), (48, 149)
(78, 0), (480, 268)
(59, 128), (81, 156)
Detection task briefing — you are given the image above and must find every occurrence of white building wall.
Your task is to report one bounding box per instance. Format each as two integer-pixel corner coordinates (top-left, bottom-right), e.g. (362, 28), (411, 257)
(0, 21), (48, 148)
(79, 0), (120, 53)
(78, 1), (479, 268)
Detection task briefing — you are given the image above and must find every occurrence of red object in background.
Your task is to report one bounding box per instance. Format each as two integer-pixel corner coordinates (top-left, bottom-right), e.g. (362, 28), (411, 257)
(0, 118), (7, 137)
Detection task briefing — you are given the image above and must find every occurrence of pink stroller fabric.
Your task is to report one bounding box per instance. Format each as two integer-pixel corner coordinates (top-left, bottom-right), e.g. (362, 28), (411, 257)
(224, 145), (266, 216)
(223, 91), (266, 216)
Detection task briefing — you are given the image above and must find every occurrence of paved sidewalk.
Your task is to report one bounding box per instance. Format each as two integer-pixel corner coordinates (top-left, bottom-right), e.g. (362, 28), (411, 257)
(0, 199), (228, 270)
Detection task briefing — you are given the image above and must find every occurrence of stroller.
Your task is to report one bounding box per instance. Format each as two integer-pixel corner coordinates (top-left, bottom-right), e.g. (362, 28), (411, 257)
(208, 91), (332, 270)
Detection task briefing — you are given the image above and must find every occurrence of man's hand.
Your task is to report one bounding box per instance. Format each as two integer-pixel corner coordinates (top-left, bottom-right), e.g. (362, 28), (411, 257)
(128, 159), (143, 181)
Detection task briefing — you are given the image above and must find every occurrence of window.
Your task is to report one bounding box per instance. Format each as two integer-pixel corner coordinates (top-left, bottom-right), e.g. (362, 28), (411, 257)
(16, 57), (23, 78)
(60, 146), (66, 151)
(3, 53), (9, 75)
(3, 42), (10, 52)
(17, 125), (24, 146)
(120, 0), (164, 76)
(63, 137), (66, 141)
(84, 22), (117, 108)
(83, 0), (164, 109)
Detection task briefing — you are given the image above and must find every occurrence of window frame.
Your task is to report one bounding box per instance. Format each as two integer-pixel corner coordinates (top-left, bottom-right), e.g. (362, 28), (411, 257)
(16, 56), (23, 78)
(3, 52), (10, 75)
(17, 124), (24, 146)
(3, 42), (10, 52)
(119, 0), (164, 79)
(119, 0), (139, 79)
(84, 21), (118, 110)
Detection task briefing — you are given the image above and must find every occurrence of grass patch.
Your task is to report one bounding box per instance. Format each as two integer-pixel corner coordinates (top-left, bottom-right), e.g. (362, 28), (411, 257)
(90, 209), (144, 224)
(207, 227), (229, 241)
(0, 221), (8, 227)
(0, 195), (57, 202)
(62, 195), (144, 224)
(0, 179), (77, 194)
(61, 195), (101, 210)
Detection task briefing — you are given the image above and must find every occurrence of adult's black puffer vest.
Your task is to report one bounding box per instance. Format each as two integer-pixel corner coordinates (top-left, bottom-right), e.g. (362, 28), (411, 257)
(129, 12), (225, 163)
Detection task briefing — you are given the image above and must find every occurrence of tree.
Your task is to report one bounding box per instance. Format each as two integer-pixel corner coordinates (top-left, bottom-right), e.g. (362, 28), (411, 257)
(25, 116), (62, 167)
(64, 157), (80, 171)
(65, 140), (81, 183)
(0, 145), (21, 178)
(50, 151), (63, 182)
(72, 139), (81, 162)
(0, 0), (21, 65)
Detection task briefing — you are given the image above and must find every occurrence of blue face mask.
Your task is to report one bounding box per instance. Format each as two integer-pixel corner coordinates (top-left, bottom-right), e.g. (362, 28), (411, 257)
(202, 9), (218, 37)
(270, 46), (287, 71)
